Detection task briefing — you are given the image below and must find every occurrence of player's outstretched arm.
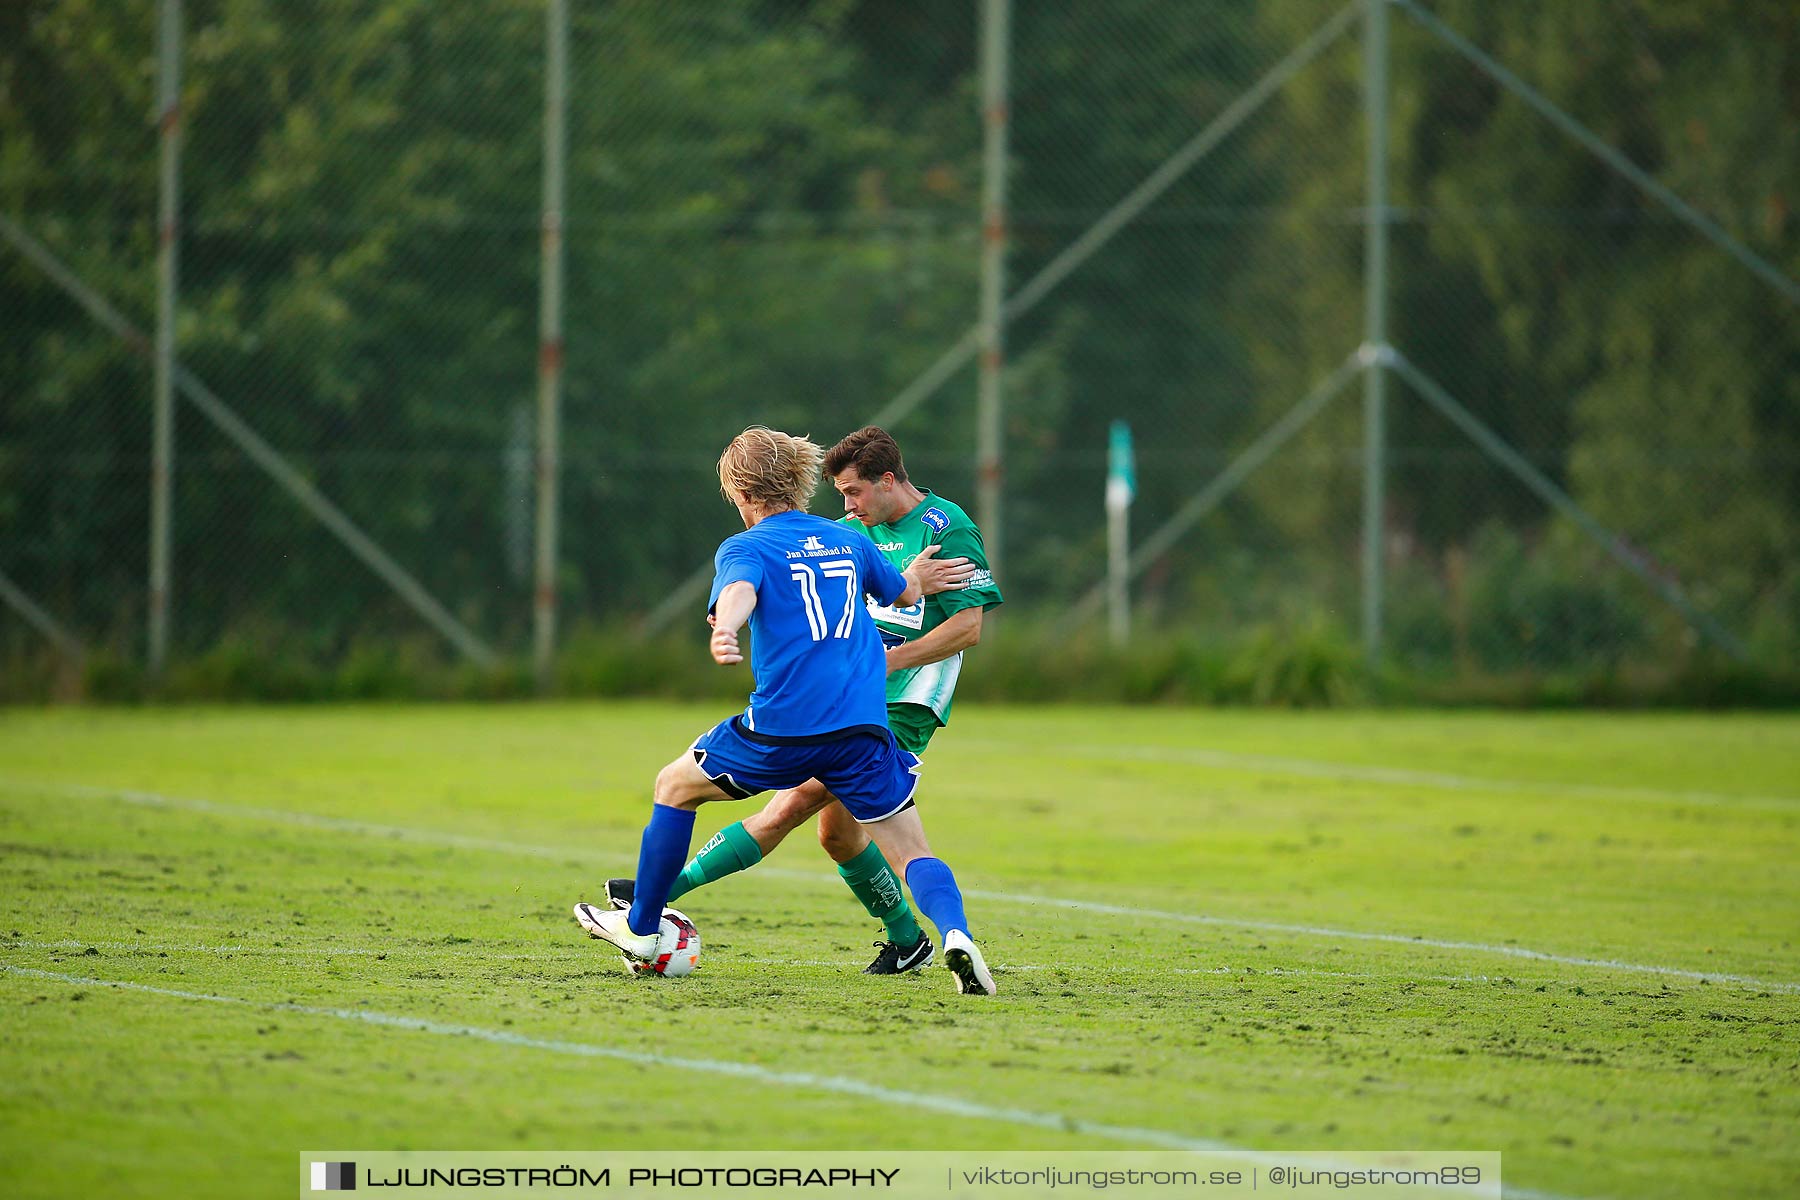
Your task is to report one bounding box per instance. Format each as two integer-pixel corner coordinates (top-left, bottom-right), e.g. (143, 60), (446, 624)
(886, 606), (982, 673)
(906, 543), (975, 597)
(710, 580), (757, 665)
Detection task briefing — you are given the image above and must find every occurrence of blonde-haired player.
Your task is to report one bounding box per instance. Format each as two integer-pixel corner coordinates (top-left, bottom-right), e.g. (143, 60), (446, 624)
(576, 427), (997, 995)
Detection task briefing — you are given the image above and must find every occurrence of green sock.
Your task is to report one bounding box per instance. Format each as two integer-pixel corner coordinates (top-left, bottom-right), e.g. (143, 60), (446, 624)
(666, 820), (763, 903)
(837, 842), (923, 946)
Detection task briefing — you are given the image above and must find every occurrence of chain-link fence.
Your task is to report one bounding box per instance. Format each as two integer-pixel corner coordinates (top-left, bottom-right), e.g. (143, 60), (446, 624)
(3, 0), (1795, 699)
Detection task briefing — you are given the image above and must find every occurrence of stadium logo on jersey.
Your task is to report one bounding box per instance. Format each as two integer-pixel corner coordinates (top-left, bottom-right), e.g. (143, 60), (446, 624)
(920, 508), (949, 534)
(801, 535), (827, 552)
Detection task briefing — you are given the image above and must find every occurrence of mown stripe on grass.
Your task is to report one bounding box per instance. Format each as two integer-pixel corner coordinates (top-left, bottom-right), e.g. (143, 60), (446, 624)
(0, 941), (1594, 988)
(2, 964), (1571, 1200)
(6, 777), (1797, 995)
(943, 888), (1800, 995)
(958, 740), (1800, 811)
(0, 963), (1220, 1151)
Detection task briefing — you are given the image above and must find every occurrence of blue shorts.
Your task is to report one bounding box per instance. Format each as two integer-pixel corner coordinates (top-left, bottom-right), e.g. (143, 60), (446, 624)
(689, 717), (923, 823)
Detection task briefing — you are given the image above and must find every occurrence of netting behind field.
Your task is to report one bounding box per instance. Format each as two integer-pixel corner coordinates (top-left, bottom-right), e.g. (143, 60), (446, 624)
(2, 0), (1794, 689)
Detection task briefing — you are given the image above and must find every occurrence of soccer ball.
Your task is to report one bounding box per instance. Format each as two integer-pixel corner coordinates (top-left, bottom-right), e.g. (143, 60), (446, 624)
(627, 907), (701, 978)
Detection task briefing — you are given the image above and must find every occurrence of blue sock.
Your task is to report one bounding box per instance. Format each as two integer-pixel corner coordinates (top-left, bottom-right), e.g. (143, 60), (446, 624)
(628, 804), (697, 935)
(903, 857), (970, 941)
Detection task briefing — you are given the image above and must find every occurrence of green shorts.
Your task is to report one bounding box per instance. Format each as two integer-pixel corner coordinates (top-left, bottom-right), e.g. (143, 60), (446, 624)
(887, 702), (943, 756)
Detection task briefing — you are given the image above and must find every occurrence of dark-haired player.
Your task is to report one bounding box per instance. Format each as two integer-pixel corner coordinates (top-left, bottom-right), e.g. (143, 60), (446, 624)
(576, 426), (996, 995)
(604, 426), (1002, 976)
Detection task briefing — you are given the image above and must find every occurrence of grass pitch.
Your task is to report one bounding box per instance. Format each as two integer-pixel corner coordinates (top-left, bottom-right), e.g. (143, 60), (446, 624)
(1, 703), (1796, 1199)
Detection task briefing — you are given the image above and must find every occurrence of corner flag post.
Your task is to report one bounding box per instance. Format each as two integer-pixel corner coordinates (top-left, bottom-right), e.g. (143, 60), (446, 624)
(1106, 420), (1137, 646)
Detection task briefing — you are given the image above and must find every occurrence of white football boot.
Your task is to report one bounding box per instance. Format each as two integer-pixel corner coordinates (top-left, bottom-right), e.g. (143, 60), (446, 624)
(942, 929), (996, 996)
(574, 901), (659, 962)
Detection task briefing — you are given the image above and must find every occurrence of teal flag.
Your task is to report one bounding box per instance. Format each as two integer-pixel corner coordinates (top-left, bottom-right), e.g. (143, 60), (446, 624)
(1106, 420), (1136, 507)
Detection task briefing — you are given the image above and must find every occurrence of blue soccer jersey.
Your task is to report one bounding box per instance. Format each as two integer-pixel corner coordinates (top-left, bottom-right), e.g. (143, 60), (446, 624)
(708, 509), (909, 738)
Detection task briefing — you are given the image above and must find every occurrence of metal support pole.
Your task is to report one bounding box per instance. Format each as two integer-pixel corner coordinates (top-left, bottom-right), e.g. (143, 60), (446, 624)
(0, 213), (497, 664)
(534, 0), (569, 691)
(639, 3), (1360, 639)
(975, 0), (1011, 577)
(1360, 0), (1390, 672)
(1061, 355), (1364, 634)
(149, 0), (182, 675)
(1393, 0), (1797, 306)
(0, 568), (86, 663)
(1139, 358), (1364, 584)
(1389, 352), (1748, 661)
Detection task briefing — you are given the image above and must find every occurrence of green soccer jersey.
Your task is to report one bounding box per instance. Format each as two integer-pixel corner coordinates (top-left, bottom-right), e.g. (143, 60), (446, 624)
(841, 489), (1003, 725)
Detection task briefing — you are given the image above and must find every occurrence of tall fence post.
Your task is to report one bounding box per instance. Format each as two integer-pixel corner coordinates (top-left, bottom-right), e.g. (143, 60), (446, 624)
(976, 0), (1012, 576)
(0, 215), (499, 664)
(1360, 0), (1391, 673)
(149, 0), (183, 676)
(0, 569), (86, 664)
(534, 0), (569, 691)
(637, 4), (1365, 641)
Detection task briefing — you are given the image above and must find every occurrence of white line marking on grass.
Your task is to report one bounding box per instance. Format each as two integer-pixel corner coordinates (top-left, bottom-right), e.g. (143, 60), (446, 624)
(2, 963), (1575, 1200)
(727, 955), (1047, 973)
(939, 887), (1800, 995)
(1, 937), (568, 960)
(5, 939), (385, 957)
(739, 959), (1545, 987)
(6, 777), (1796, 995)
(956, 740), (1800, 811)
(0, 941), (1573, 989)
(11, 780), (587, 860)
(0, 963), (1221, 1151)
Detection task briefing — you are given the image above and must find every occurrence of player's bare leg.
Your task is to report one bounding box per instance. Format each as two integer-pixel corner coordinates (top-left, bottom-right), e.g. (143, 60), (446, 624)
(607, 779), (832, 910)
(607, 778), (932, 974)
(807, 796), (930, 972)
(751, 786), (931, 972)
(742, 778), (838, 853)
(861, 807), (994, 996)
(813, 795), (871, 861)
(577, 753), (729, 960)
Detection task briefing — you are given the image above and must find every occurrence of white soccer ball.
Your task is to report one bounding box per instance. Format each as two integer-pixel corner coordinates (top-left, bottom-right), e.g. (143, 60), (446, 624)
(628, 906), (701, 978)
